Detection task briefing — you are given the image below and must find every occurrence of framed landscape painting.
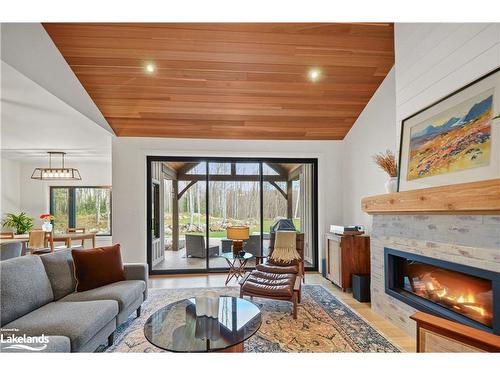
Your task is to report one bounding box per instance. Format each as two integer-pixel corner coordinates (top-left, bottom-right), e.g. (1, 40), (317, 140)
(397, 67), (500, 192)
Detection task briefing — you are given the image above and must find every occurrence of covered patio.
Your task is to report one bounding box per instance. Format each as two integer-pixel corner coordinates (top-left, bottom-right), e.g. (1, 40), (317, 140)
(150, 159), (314, 271)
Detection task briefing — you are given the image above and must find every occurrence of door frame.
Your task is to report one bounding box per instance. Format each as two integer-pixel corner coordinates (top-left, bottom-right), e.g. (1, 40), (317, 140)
(146, 156), (318, 275)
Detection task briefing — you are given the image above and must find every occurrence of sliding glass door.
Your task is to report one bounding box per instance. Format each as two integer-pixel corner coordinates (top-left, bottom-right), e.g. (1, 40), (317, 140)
(147, 157), (317, 274)
(208, 161), (261, 269)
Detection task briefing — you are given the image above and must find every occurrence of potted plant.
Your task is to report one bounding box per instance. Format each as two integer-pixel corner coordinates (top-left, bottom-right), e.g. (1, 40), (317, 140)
(40, 213), (55, 232)
(372, 150), (398, 193)
(2, 212), (34, 235)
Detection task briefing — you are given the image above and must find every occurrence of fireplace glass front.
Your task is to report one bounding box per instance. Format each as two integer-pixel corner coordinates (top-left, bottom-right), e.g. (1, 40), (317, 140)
(385, 248), (500, 334)
(396, 258), (493, 327)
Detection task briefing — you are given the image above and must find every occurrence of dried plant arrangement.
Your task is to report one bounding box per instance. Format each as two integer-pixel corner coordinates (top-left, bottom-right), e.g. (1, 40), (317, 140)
(372, 150), (398, 177)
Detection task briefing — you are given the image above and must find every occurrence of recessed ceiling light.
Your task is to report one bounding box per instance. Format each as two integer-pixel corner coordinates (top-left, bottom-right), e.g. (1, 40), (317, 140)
(145, 63), (156, 73)
(308, 68), (321, 82)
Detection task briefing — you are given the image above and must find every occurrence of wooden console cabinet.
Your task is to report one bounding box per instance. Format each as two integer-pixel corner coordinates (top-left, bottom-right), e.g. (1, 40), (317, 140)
(411, 312), (500, 352)
(325, 233), (370, 291)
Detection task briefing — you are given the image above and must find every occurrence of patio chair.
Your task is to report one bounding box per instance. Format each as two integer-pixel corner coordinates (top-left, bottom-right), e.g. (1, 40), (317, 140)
(221, 239), (233, 253)
(0, 242), (22, 260)
(243, 234), (261, 256)
(185, 234), (219, 258)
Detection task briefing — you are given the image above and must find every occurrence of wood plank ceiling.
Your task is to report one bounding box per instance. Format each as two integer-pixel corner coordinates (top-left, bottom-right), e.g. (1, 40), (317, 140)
(43, 23), (394, 140)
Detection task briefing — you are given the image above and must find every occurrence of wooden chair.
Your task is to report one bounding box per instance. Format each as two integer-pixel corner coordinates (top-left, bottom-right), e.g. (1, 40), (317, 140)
(256, 232), (305, 281)
(0, 232), (15, 239)
(240, 232), (304, 319)
(28, 229), (54, 255)
(67, 227), (86, 248)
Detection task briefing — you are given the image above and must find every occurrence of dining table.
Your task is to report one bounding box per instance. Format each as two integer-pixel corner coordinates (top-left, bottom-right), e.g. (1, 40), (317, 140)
(0, 232), (97, 251)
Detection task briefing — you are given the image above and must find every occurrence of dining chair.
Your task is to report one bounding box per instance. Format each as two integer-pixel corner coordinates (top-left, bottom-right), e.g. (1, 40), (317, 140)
(0, 232), (15, 239)
(28, 229), (53, 255)
(67, 227), (86, 248)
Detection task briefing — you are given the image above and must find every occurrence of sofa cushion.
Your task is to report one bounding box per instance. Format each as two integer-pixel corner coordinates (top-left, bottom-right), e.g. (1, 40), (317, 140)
(72, 244), (126, 292)
(0, 256), (54, 326)
(60, 280), (146, 311)
(40, 249), (77, 300)
(3, 300), (118, 352)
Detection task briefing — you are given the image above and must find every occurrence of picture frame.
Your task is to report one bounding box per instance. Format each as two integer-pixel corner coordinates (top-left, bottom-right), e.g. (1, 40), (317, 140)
(397, 67), (500, 192)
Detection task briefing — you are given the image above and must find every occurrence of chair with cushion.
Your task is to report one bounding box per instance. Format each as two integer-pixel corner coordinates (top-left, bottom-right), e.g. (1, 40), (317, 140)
(243, 234), (261, 256)
(185, 234), (219, 258)
(0, 242), (23, 261)
(221, 239), (233, 253)
(240, 231), (304, 319)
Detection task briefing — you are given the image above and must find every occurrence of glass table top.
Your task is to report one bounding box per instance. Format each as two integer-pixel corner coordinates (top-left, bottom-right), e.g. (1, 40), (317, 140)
(220, 252), (254, 260)
(144, 296), (261, 352)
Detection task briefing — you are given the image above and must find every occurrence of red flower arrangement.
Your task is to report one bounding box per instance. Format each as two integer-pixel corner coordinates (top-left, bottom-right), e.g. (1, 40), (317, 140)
(40, 213), (55, 222)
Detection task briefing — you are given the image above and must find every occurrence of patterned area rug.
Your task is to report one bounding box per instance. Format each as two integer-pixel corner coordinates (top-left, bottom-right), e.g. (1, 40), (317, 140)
(104, 285), (400, 353)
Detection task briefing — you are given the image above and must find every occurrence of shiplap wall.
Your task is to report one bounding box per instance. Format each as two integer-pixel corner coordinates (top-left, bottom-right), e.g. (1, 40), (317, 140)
(368, 24), (500, 338)
(395, 23), (500, 127)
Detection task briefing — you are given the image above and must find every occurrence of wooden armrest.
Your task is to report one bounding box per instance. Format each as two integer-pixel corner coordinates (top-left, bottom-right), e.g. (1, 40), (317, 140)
(239, 272), (251, 286)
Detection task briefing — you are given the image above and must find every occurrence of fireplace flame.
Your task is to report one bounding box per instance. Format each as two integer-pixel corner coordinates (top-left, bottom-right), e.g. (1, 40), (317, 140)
(424, 281), (486, 317)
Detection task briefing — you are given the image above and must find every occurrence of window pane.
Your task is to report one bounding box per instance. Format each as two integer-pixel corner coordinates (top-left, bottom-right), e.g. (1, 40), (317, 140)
(209, 161), (260, 269)
(235, 163), (259, 175)
(185, 162), (206, 175)
(208, 162), (231, 175)
(51, 188), (69, 234)
(75, 188), (111, 235)
(262, 163), (279, 175)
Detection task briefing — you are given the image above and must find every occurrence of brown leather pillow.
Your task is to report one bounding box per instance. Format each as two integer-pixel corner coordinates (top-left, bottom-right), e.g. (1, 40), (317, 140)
(72, 244), (126, 292)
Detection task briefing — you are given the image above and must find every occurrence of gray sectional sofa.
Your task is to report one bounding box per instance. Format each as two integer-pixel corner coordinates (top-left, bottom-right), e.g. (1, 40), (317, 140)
(0, 249), (148, 352)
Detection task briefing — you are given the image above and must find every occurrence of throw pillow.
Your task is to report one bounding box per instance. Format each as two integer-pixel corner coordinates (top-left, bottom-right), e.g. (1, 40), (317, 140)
(72, 244), (126, 292)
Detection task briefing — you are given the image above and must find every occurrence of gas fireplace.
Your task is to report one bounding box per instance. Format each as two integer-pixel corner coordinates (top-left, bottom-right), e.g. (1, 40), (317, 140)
(385, 248), (500, 335)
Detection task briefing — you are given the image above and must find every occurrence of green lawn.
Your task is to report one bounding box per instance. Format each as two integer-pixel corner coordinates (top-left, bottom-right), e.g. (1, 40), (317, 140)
(165, 215), (300, 238)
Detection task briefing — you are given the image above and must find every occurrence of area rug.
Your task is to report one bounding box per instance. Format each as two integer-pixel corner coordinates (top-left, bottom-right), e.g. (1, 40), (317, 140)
(104, 285), (400, 353)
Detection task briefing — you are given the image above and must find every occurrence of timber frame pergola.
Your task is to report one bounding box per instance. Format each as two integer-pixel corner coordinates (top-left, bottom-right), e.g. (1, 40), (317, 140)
(161, 161), (302, 251)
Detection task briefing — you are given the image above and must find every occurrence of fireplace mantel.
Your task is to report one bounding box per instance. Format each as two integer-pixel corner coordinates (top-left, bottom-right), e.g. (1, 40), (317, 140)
(361, 179), (500, 214)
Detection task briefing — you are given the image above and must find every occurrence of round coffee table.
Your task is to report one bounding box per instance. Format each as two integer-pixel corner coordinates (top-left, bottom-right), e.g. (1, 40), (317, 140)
(221, 252), (254, 285)
(144, 296), (261, 352)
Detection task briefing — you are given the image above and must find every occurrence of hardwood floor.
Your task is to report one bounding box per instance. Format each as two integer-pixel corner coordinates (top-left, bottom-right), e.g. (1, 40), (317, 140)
(149, 272), (416, 352)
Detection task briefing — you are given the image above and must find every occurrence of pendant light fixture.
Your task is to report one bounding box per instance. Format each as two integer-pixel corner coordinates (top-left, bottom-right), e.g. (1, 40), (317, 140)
(31, 152), (82, 181)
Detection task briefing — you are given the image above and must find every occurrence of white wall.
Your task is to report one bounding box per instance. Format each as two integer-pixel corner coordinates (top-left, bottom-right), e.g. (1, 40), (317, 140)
(0, 158), (21, 216)
(342, 69), (397, 233)
(112, 137), (343, 266)
(17, 158), (112, 225)
(1, 157), (112, 245)
(341, 23), (500, 232)
(395, 23), (500, 127)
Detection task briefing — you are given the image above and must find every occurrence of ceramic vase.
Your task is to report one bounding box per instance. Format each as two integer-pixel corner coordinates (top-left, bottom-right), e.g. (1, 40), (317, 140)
(42, 221), (53, 232)
(195, 292), (219, 319)
(384, 177), (397, 193)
